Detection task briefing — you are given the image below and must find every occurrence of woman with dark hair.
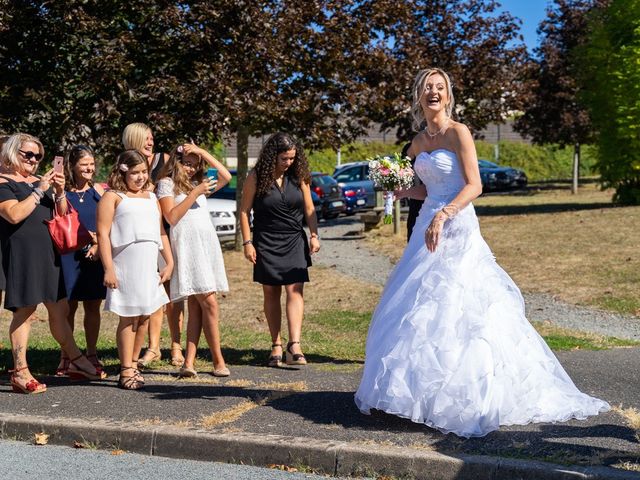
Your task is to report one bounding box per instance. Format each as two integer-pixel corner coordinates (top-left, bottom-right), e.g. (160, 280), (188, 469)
(239, 133), (320, 367)
(0, 133), (106, 394)
(56, 145), (107, 376)
(97, 149), (172, 389)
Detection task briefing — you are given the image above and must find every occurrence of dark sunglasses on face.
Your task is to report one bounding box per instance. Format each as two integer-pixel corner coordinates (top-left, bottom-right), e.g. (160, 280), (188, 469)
(19, 149), (43, 162)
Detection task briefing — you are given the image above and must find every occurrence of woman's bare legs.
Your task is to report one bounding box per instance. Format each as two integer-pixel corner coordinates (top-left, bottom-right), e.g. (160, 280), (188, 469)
(167, 300), (184, 365)
(196, 292), (225, 371)
(9, 305), (38, 385)
(139, 306), (163, 364)
(46, 299), (97, 373)
(57, 299), (79, 372)
(82, 299), (102, 357)
(263, 285), (283, 358)
(117, 315), (147, 386)
(183, 296), (202, 370)
(284, 283), (305, 356)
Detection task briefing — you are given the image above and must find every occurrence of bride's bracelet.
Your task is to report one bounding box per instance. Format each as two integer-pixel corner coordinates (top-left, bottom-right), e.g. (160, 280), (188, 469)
(441, 203), (460, 219)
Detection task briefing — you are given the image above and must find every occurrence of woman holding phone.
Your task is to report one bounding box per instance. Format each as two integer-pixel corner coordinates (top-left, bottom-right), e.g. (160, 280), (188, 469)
(155, 142), (232, 377)
(0, 133), (106, 394)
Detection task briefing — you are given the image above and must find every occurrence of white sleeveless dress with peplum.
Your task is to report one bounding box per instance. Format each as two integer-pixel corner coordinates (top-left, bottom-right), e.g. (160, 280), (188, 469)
(354, 149), (610, 438)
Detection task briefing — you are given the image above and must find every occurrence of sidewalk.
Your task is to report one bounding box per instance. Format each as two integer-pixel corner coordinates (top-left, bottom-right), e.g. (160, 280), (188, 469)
(1, 346), (639, 479)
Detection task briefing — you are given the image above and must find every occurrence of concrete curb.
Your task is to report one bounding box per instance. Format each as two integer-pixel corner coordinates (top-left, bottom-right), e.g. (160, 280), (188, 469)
(0, 414), (636, 480)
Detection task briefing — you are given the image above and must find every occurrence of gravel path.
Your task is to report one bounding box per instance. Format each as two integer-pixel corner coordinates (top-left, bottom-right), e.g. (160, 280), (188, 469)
(316, 216), (640, 340)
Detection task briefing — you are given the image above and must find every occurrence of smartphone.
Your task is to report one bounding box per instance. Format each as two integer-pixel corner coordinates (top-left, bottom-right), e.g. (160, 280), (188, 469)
(207, 167), (218, 181)
(53, 155), (64, 173)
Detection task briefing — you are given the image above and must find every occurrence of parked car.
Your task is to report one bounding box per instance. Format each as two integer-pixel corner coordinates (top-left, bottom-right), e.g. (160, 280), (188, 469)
(341, 186), (367, 215)
(206, 196), (236, 239)
(311, 172), (345, 219)
(207, 169), (237, 239)
(478, 159), (528, 191)
(332, 161), (376, 208)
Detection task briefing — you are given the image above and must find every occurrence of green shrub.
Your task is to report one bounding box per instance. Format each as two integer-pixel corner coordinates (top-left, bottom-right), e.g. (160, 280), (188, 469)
(475, 141), (598, 182)
(306, 141), (402, 174)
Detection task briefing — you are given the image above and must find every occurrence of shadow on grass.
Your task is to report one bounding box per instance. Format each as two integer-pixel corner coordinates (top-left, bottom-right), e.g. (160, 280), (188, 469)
(0, 345), (362, 377)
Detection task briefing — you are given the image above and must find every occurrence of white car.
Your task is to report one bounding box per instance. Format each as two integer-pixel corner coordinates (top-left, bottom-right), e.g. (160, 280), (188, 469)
(206, 197), (236, 240)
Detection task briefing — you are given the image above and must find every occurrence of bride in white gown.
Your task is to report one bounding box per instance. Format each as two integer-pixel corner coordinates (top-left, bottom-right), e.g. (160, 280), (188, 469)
(354, 68), (610, 438)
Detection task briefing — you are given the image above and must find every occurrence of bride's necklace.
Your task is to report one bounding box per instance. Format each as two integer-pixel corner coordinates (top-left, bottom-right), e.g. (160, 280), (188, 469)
(425, 120), (450, 138)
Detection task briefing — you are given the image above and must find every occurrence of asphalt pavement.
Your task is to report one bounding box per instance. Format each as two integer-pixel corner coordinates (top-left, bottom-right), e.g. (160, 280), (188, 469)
(1, 347), (639, 479)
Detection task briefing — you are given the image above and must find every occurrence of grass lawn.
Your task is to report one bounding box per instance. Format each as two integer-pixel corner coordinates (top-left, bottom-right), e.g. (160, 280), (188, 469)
(1, 182), (637, 373)
(367, 182), (640, 316)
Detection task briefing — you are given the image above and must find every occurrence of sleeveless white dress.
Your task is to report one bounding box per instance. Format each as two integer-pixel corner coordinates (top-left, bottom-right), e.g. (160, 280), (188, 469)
(104, 192), (169, 317)
(354, 149), (610, 438)
(156, 178), (228, 301)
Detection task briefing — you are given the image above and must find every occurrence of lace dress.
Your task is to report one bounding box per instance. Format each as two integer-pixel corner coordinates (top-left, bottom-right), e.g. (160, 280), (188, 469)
(156, 178), (228, 301)
(354, 149), (610, 438)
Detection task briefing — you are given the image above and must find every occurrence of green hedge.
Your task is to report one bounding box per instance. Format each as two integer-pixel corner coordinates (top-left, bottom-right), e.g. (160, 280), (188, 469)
(307, 141), (403, 174)
(475, 141), (598, 182)
(307, 140), (598, 181)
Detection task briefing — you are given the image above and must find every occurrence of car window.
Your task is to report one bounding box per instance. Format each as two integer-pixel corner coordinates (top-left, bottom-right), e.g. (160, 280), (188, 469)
(313, 174), (337, 185)
(478, 159), (499, 169)
(334, 167), (362, 182)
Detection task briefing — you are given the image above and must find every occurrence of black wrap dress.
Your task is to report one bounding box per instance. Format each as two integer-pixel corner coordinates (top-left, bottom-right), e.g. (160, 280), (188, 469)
(252, 176), (311, 285)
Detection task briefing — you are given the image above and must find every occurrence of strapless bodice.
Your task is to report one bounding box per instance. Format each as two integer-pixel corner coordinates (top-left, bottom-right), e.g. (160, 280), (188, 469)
(415, 149), (466, 203)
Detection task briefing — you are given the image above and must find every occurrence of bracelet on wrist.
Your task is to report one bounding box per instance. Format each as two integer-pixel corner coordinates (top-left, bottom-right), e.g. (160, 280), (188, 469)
(242, 240), (253, 246)
(54, 192), (66, 203)
(32, 187), (45, 199)
(31, 192), (41, 204)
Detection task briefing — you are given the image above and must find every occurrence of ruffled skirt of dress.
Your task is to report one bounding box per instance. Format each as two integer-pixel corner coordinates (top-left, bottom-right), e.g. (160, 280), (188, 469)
(354, 198), (610, 438)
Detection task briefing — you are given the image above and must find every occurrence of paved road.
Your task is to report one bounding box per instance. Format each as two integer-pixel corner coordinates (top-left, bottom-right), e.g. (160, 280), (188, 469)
(0, 439), (357, 480)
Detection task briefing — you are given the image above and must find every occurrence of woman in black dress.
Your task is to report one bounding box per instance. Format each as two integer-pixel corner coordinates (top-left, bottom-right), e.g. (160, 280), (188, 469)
(240, 133), (320, 367)
(0, 133), (106, 394)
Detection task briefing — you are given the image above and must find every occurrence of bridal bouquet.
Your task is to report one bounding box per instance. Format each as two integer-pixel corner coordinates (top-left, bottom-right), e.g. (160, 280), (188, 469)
(368, 153), (414, 224)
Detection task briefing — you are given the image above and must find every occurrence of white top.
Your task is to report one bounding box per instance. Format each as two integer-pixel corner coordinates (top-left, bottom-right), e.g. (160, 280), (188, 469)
(109, 192), (162, 249)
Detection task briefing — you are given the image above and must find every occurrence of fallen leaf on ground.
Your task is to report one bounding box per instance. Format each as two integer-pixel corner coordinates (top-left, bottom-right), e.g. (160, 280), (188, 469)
(111, 449), (125, 456)
(267, 464), (298, 472)
(34, 432), (49, 445)
(73, 441), (86, 449)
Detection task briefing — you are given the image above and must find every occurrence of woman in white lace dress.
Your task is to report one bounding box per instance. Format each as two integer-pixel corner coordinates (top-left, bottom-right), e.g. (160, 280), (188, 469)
(156, 142), (231, 378)
(354, 68), (610, 437)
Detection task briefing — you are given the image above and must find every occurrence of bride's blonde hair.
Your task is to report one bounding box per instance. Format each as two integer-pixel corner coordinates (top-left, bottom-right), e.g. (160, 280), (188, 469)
(410, 68), (455, 132)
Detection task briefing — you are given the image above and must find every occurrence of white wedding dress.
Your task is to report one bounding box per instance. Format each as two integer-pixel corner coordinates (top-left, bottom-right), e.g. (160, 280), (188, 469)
(354, 149), (610, 438)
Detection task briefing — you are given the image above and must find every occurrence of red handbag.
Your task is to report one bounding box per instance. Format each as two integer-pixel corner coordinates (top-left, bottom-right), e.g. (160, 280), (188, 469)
(46, 201), (93, 254)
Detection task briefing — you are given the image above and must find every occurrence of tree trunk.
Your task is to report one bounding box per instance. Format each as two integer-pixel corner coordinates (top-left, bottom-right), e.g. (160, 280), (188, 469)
(572, 142), (580, 195)
(234, 126), (250, 251)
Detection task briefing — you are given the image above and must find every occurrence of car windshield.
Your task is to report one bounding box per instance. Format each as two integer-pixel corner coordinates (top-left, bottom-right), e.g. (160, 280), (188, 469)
(313, 174), (337, 185)
(478, 159), (499, 168)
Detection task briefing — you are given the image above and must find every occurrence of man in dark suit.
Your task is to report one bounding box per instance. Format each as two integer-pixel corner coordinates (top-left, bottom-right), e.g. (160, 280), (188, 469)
(402, 142), (423, 242)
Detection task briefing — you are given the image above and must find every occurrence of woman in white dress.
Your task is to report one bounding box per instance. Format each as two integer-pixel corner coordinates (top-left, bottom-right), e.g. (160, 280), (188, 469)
(354, 68), (610, 438)
(97, 150), (172, 389)
(156, 142), (231, 378)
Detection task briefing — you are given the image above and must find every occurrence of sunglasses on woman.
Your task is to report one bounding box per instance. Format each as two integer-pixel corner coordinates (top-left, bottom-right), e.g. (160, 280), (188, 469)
(19, 149), (43, 162)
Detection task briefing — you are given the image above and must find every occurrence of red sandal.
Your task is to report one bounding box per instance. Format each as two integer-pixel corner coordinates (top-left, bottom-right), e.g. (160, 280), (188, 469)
(67, 354), (107, 381)
(10, 366), (47, 394)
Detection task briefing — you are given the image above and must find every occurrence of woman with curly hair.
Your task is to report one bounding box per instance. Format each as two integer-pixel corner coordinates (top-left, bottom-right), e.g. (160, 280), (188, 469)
(239, 132), (320, 367)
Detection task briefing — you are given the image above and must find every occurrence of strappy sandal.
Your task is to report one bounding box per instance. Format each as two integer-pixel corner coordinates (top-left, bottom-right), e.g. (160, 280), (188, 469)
(55, 355), (70, 377)
(137, 348), (160, 368)
(170, 347), (185, 367)
(286, 341), (307, 366)
(86, 353), (103, 369)
(10, 366), (47, 394)
(118, 367), (144, 390)
(67, 354), (107, 381)
(267, 343), (283, 368)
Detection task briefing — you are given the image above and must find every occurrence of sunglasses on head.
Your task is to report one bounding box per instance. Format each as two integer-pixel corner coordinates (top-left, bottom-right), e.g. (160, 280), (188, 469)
(19, 149), (43, 162)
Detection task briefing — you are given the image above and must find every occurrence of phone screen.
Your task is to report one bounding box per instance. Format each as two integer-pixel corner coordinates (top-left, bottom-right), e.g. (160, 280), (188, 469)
(207, 168), (218, 181)
(53, 156), (64, 173)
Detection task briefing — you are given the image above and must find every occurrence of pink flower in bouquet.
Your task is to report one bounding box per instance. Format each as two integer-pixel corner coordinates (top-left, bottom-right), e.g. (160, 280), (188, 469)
(380, 167), (390, 175)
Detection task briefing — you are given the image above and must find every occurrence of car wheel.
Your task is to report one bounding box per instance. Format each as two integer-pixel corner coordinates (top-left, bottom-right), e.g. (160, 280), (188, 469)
(324, 213), (340, 220)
